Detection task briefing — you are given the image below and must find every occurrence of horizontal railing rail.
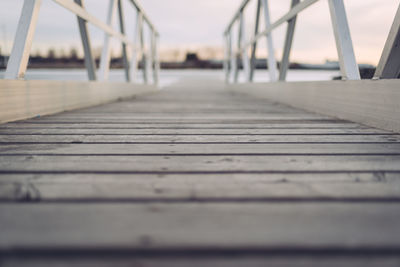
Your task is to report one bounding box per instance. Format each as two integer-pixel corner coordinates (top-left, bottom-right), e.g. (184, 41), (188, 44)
(224, 0), (361, 83)
(4, 0), (160, 85)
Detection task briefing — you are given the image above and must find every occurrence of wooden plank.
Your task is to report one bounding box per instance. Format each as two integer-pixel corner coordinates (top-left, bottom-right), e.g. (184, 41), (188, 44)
(1, 155), (400, 172)
(0, 123), (365, 129)
(1, 203), (400, 248)
(0, 134), (398, 143)
(0, 173), (399, 201)
(0, 128), (390, 135)
(2, 257), (400, 267)
(17, 116), (341, 122)
(6, 118), (349, 123)
(1, 143), (400, 155)
(1, 79), (399, 264)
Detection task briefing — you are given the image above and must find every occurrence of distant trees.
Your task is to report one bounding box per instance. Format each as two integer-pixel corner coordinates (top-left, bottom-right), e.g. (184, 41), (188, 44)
(47, 48), (56, 59)
(69, 47), (78, 60)
(39, 47), (80, 60)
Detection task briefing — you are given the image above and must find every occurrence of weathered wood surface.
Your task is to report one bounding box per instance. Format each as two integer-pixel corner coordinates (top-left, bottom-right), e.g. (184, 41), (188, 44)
(2, 143), (400, 155)
(0, 79), (399, 265)
(2, 257), (400, 267)
(1, 134), (398, 143)
(3, 260), (399, 267)
(2, 203), (400, 247)
(0, 128), (390, 134)
(0, 173), (399, 201)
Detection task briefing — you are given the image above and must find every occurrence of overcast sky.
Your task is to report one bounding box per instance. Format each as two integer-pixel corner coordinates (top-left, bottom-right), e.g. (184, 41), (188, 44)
(0, 0), (398, 64)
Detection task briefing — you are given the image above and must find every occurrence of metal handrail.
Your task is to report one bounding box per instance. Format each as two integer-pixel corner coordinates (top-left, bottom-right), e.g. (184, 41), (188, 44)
(373, 4), (400, 79)
(224, 0), (360, 83)
(4, 0), (160, 84)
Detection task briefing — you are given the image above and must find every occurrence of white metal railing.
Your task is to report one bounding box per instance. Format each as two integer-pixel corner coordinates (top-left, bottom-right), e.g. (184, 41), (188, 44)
(224, 0), (361, 83)
(374, 4), (400, 79)
(4, 0), (160, 84)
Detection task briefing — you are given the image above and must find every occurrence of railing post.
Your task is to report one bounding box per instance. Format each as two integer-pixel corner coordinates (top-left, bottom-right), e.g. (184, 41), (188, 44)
(261, 0), (277, 82)
(234, 16), (241, 83)
(279, 0), (299, 81)
(328, 0), (360, 80)
(230, 29), (237, 84)
(239, 12), (250, 81)
(151, 30), (159, 85)
(374, 4), (400, 79)
(99, 0), (118, 81)
(155, 35), (161, 84)
(145, 30), (152, 85)
(4, 0), (42, 80)
(138, 14), (148, 84)
(117, 0), (130, 82)
(74, 0), (97, 81)
(249, 0), (262, 82)
(224, 33), (232, 83)
(130, 11), (141, 82)
(234, 10), (249, 83)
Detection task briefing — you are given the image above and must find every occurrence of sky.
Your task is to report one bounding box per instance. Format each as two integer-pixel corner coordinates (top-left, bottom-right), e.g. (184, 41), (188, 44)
(0, 0), (398, 65)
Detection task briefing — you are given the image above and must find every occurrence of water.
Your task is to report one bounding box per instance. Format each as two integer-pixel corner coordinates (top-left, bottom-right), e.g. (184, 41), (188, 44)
(0, 69), (340, 87)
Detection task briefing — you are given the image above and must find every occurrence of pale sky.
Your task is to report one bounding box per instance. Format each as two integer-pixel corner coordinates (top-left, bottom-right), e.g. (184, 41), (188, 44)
(0, 0), (399, 64)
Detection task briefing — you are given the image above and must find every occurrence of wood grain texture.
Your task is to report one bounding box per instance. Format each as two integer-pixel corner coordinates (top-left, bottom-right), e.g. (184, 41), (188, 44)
(1, 203), (400, 248)
(1, 143), (400, 155)
(0, 173), (399, 201)
(1, 134), (398, 143)
(2, 257), (400, 267)
(0, 79), (399, 265)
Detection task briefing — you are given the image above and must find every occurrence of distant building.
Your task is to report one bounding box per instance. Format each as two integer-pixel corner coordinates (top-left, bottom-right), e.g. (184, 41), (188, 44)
(0, 47), (8, 69)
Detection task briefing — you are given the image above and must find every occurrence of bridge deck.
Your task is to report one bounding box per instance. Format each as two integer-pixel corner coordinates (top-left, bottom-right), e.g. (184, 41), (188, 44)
(1, 79), (400, 266)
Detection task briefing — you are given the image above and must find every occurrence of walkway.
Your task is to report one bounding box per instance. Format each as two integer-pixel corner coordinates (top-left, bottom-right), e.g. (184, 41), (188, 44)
(1, 79), (400, 265)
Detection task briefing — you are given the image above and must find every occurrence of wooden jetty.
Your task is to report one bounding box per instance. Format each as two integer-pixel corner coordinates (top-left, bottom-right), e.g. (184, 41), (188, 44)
(2, 0), (400, 265)
(1, 79), (400, 266)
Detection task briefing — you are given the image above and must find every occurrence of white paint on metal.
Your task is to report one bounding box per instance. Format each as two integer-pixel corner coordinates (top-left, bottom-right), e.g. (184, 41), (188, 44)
(130, 12), (141, 83)
(155, 35), (160, 84)
(279, 0), (299, 81)
(226, 0), (320, 83)
(239, 12), (251, 82)
(52, 0), (133, 47)
(261, 0), (277, 82)
(147, 29), (154, 84)
(139, 15), (148, 84)
(234, 16), (242, 83)
(230, 29), (237, 84)
(74, 0), (97, 81)
(117, 0), (130, 82)
(3, 0), (159, 84)
(374, 4), (400, 79)
(151, 31), (159, 85)
(249, 0), (261, 82)
(328, 0), (360, 80)
(223, 34), (228, 81)
(225, 0), (252, 35)
(242, 0), (319, 50)
(4, 0), (42, 80)
(224, 33), (232, 83)
(127, 0), (159, 36)
(98, 0), (118, 81)
(225, 0), (361, 83)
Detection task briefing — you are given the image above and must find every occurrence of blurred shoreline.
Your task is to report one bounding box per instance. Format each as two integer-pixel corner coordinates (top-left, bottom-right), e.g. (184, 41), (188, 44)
(0, 52), (375, 76)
